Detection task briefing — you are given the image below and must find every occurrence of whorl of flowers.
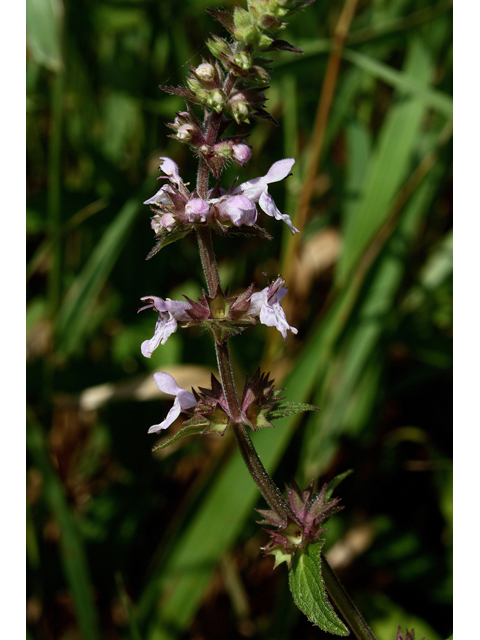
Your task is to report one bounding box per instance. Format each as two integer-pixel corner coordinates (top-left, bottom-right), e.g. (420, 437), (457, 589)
(257, 480), (343, 568)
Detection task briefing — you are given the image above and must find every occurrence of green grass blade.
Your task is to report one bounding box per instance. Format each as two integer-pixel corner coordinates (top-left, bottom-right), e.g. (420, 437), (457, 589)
(341, 47), (452, 119)
(26, 412), (100, 640)
(344, 120), (372, 222)
(56, 180), (153, 356)
(300, 160), (444, 480)
(26, 0), (63, 72)
(337, 38), (434, 283)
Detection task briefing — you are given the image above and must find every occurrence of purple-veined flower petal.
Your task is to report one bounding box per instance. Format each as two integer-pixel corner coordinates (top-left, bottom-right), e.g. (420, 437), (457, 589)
(139, 296), (190, 317)
(232, 144), (252, 166)
(248, 289), (268, 317)
(159, 157), (182, 185)
(218, 194), (257, 226)
(148, 372), (197, 433)
(259, 302), (297, 340)
(263, 158), (295, 183)
(141, 312), (178, 357)
(144, 185), (171, 206)
(248, 278), (297, 340)
(231, 159), (298, 233)
(185, 198), (210, 223)
(139, 297), (191, 357)
(259, 190), (299, 234)
(234, 158), (295, 202)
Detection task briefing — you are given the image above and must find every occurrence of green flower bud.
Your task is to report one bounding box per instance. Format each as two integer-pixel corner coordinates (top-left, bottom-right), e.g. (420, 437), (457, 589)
(186, 76), (201, 93)
(266, 0), (289, 18)
(256, 32), (275, 50)
(206, 36), (231, 60)
(207, 89), (227, 112)
(214, 141), (233, 158)
(234, 6), (254, 30)
(258, 13), (283, 31)
(230, 101), (250, 124)
(233, 51), (252, 71)
(187, 79), (209, 104)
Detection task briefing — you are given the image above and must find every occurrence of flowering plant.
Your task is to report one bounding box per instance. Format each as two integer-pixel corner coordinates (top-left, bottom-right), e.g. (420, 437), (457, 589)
(137, 1), (400, 637)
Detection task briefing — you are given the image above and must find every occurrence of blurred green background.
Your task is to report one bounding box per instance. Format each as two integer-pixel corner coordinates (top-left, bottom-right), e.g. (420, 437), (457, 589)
(26, 0), (452, 638)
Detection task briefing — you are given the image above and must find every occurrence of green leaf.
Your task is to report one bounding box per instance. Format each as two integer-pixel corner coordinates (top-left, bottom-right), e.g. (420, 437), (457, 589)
(288, 541), (349, 636)
(56, 179), (154, 356)
(26, 0), (63, 72)
(325, 470), (353, 501)
(268, 401), (320, 421)
(26, 412), (101, 640)
(342, 48), (452, 119)
(146, 228), (190, 260)
(337, 38), (434, 283)
(151, 419), (210, 452)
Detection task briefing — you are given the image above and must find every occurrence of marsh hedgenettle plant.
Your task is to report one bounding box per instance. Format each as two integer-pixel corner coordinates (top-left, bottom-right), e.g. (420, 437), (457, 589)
(139, 1), (380, 637)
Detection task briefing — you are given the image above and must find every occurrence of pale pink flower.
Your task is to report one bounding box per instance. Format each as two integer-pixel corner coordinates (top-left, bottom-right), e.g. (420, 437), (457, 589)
(148, 372), (197, 433)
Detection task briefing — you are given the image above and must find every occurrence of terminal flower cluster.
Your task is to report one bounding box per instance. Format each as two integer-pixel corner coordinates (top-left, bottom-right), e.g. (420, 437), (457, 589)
(167, 106), (252, 178)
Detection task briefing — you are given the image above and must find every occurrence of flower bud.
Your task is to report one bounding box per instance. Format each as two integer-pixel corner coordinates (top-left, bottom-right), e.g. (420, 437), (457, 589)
(206, 36), (231, 60)
(217, 195), (257, 227)
(230, 101), (250, 124)
(232, 143), (252, 166)
(176, 124), (195, 141)
(214, 141), (233, 158)
(256, 32), (275, 49)
(186, 77), (209, 103)
(233, 51), (252, 71)
(185, 198), (210, 223)
(151, 213), (176, 234)
(195, 62), (215, 82)
(207, 89), (227, 112)
(186, 76), (201, 93)
(240, 25), (261, 47)
(233, 6), (253, 30)
(258, 13), (283, 31)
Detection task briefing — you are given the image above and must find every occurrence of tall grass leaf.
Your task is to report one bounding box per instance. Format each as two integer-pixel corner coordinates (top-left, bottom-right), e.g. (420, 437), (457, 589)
(367, 592), (442, 640)
(337, 38), (433, 283)
(300, 161), (444, 480)
(56, 181), (153, 356)
(344, 120), (372, 223)
(102, 92), (142, 163)
(26, 414), (100, 640)
(26, 0), (63, 72)
(402, 229), (453, 314)
(342, 48), (453, 119)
